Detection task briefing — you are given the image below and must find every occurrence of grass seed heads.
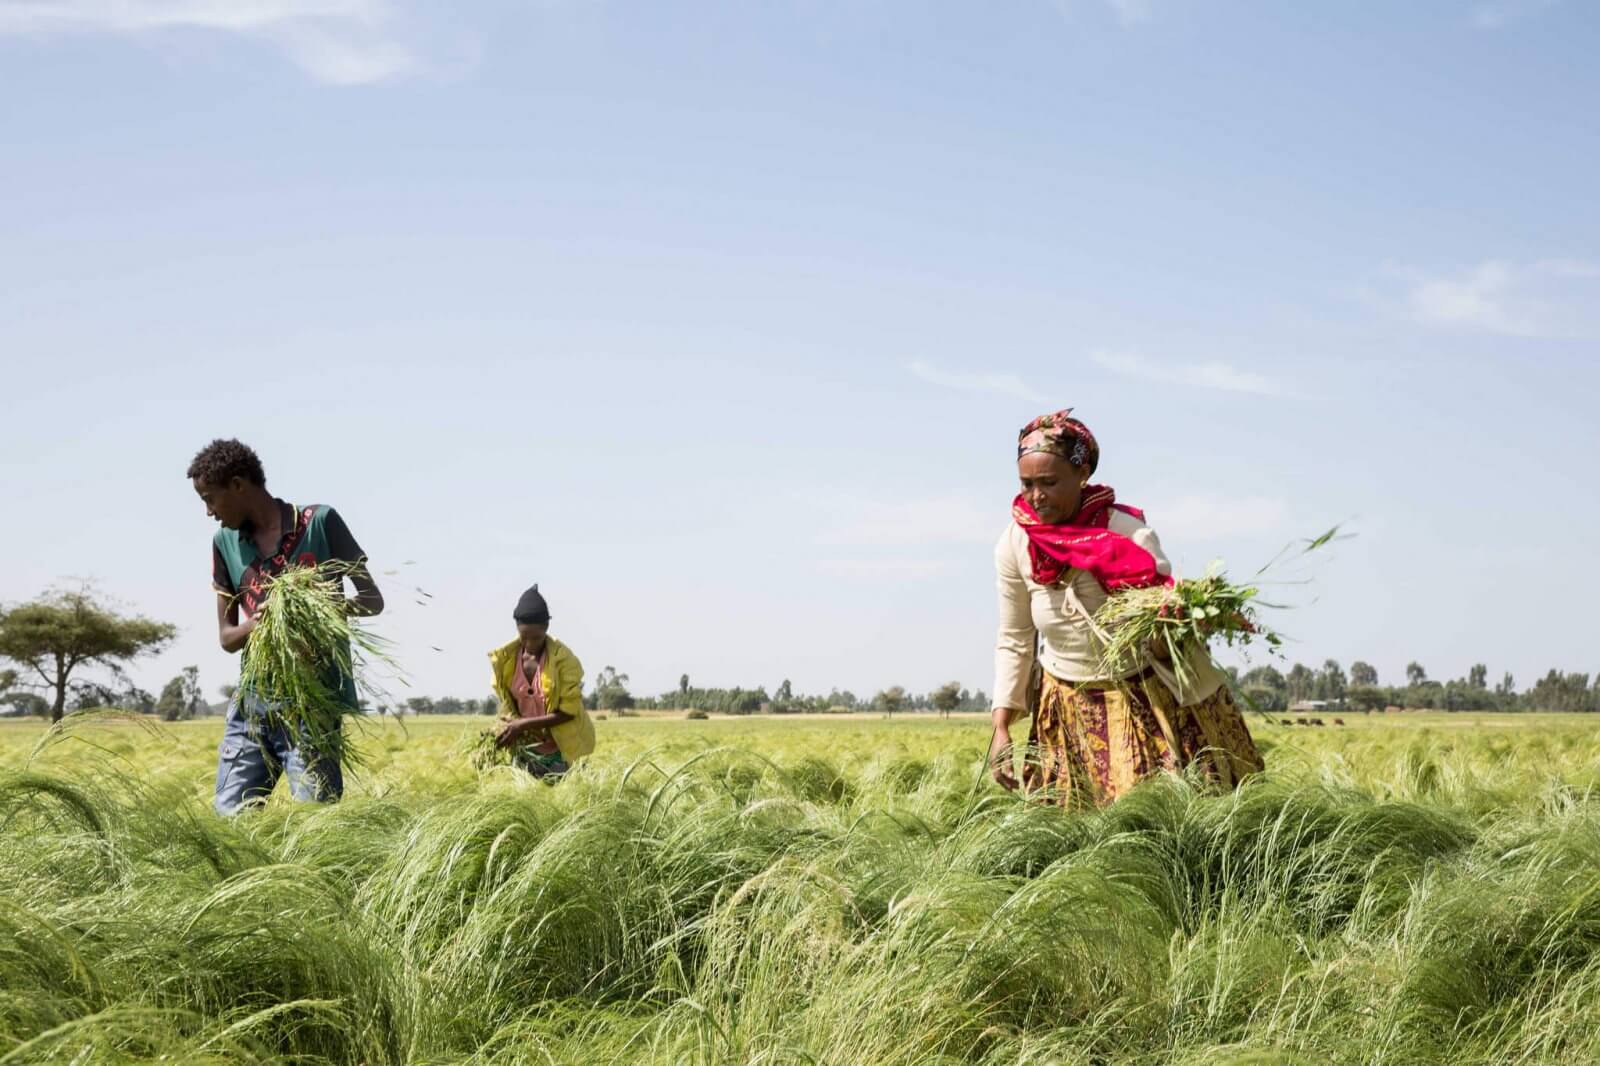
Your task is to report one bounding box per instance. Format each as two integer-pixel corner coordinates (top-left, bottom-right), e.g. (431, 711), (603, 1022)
(236, 561), (397, 769)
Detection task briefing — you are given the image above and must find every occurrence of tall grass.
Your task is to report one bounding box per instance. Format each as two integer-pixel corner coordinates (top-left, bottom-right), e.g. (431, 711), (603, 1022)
(0, 713), (1597, 1063)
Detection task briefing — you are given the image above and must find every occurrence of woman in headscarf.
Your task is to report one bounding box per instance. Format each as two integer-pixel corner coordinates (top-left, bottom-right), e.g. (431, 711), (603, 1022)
(989, 409), (1263, 807)
(488, 584), (595, 778)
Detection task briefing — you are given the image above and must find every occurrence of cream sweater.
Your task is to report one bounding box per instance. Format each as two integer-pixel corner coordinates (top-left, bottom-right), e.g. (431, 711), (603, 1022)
(992, 511), (1225, 712)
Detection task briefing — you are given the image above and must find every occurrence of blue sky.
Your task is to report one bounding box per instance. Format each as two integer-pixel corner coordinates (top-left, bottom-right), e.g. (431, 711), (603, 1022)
(2, 0), (1596, 705)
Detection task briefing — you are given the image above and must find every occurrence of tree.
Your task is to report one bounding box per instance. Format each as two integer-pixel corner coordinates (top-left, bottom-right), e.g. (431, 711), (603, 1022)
(1239, 665), (1287, 712)
(156, 676), (187, 721)
(181, 666), (201, 718)
(776, 679), (794, 704)
(931, 681), (962, 718)
(593, 666), (633, 711)
(1350, 661), (1379, 687)
(875, 686), (907, 717)
(1320, 659), (1347, 705)
(1406, 662), (1427, 687)
(1468, 663), (1488, 689)
(679, 674), (690, 700)
(0, 588), (175, 722)
(1286, 663), (1316, 704)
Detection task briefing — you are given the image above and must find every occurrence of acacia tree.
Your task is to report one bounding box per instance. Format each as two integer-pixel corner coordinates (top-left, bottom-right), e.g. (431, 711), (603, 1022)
(875, 685), (907, 717)
(931, 681), (962, 718)
(0, 588), (175, 722)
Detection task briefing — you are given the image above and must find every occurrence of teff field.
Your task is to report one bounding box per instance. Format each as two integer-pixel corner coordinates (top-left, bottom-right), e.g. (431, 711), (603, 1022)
(2, 711), (1600, 1064)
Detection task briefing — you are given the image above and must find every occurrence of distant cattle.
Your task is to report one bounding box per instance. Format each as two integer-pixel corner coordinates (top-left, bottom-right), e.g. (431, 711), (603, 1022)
(1310, 717), (1325, 726)
(1280, 718), (1293, 726)
(1333, 717), (1345, 726)
(1295, 717), (1309, 725)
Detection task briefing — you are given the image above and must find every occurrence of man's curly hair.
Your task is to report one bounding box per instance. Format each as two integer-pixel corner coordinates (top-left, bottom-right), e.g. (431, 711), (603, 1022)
(186, 439), (266, 487)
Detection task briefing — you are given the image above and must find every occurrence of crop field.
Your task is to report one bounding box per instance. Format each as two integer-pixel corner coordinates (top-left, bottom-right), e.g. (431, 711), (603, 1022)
(3, 711), (1600, 1064)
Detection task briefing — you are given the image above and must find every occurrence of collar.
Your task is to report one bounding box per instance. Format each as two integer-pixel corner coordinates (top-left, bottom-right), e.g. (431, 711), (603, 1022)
(238, 497), (293, 542)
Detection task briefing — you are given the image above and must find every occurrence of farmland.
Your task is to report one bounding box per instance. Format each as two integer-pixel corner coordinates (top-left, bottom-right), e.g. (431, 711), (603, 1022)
(2, 711), (1600, 1064)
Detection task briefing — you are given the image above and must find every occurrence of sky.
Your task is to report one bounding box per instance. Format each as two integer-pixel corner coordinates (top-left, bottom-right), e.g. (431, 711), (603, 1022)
(2, 0), (1597, 707)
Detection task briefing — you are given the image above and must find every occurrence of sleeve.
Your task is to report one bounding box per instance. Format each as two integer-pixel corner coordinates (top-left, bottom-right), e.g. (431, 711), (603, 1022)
(992, 528), (1036, 713)
(490, 658), (516, 717)
(212, 542), (235, 595)
(555, 648), (585, 714)
(1112, 512), (1174, 579)
(321, 507), (367, 564)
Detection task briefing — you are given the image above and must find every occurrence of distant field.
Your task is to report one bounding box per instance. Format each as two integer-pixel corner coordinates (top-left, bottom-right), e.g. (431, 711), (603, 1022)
(2, 709), (1599, 1063)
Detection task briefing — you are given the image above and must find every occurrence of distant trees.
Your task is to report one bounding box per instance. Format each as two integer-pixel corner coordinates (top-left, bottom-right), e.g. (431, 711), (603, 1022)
(875, 686), (907, 717)
(931, 681), (963, 718)
(156, 666), (202, 721)
(0, 587), (175, 721)
(592, 666), (635, 711)
(1350, 661), (1379, 687)
(1239, 665), (1287, 712)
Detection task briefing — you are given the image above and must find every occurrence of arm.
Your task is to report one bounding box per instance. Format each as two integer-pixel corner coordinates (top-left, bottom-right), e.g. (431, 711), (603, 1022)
(216, 590), (254, 654)
(324, 508), (384, 617)
(212, 543), (254, 653)
(990, 531), (1036, 790)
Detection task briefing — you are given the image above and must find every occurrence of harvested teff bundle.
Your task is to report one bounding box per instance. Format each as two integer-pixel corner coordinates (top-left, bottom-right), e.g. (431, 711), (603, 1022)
(236, 560), (395, 769)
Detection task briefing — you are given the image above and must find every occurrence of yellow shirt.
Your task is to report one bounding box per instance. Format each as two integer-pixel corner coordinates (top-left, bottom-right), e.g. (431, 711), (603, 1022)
(488, 635), (596, 761)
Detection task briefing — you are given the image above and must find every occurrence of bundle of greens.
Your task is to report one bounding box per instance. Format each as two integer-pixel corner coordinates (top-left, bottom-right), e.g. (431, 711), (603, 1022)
(1092, 527), (1341, 689)
(236, 561), (397, 769)
(467, 727), (509, 770)
(1093, 564), (1280, 688)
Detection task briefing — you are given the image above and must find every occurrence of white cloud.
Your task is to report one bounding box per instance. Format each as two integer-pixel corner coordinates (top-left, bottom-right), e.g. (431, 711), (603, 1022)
(0, 0), (419, 84)
(814, 495), (998, 548)
(1091, 351), (1284, 395)
(907, 360), (1046, 403)
(1470, 0), (1560, 30)
(1147, 494), (1290, 543)
(1390, 259), (1600, 337)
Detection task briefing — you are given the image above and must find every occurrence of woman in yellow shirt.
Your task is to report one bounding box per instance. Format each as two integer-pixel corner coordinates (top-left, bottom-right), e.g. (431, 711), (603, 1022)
(488, 585), (596, 778)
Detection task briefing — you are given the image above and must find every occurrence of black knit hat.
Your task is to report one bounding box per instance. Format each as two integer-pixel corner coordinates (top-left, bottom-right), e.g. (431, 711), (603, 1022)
(513, 584), (550, 625)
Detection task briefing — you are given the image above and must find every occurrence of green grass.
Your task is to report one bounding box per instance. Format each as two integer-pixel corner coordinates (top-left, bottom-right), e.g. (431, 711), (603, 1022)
(1, 711), (1599, 1064)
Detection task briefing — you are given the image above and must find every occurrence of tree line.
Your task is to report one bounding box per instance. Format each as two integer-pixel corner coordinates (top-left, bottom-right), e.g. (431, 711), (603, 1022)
(2, 587), (1596, 721)
(1231, 659), (1600, 714)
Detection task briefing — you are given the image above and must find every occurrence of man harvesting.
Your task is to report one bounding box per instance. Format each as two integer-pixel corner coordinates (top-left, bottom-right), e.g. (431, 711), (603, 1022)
(189, 438), (383, 814)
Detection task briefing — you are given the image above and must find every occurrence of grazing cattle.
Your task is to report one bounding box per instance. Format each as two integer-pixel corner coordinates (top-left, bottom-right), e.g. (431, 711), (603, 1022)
(1280, 718), (1293, 726)
(1295, 717), (1309, 725)
(1333, 717), (1345, 726)
(1310, 717), (1325, 726)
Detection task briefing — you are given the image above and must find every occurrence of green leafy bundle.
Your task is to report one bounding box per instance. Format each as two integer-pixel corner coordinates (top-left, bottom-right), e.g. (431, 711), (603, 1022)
(236, 561), (396, 769)
(1094, 565), (1280, 687)
(1093, 527), (1343, 689)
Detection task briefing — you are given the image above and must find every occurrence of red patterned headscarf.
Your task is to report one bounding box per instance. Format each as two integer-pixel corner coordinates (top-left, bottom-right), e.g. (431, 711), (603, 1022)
(1017, 407), (1098, 474)
(1012, 409), (1169, 590)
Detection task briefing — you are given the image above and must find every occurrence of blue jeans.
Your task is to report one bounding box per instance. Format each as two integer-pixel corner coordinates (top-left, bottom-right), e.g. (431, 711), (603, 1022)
(214, 691), (344, 815)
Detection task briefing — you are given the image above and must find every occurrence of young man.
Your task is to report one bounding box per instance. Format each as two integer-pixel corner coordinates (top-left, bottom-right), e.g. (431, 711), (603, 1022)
(188, 438), (383, 814)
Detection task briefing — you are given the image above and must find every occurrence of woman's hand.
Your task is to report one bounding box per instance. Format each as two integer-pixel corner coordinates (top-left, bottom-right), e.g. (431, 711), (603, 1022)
(989, 720), (1018, 791)
(494, 718), (530, 749)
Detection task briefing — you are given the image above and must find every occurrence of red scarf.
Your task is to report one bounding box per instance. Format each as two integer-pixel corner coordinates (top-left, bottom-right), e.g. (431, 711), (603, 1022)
(1012, 485), (1173, 590)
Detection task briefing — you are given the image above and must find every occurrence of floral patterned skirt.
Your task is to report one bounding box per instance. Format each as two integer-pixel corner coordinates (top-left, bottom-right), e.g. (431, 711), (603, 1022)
(1022, 668), (1264, 808)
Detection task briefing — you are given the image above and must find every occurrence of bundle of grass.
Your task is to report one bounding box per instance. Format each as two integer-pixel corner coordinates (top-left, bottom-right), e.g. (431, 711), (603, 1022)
(236, 561), (398, 771)
(1094, 527), (1343, 690)
(468, 728), (509, 770)
(1094, 564), (1280, 689)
